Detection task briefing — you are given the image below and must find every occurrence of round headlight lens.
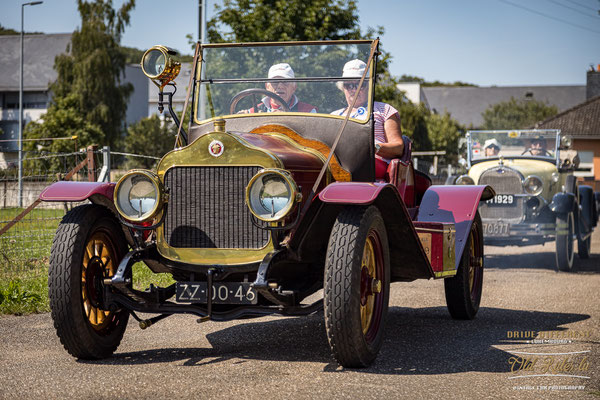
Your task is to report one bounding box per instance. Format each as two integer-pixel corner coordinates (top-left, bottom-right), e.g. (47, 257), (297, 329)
(115, 171), (162, 221)
(247, 170), (300, 222)
(523, 175), (543, 196)
(142, 49), (166, 78)
(455, 175), (475, 185)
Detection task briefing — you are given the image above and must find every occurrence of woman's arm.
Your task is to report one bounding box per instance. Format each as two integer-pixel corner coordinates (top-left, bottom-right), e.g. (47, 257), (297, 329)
(376, 113), (404, 159)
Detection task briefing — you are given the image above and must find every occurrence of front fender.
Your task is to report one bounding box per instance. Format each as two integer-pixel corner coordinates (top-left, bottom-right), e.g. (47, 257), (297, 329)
(40, 181), (115, 202)
(549, 192), (575, 214)
(417, 185), (495, 270)
(317, 181), (434, 280)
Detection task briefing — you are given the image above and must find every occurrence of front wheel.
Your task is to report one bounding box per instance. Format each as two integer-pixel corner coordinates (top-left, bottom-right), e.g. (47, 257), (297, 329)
(324, 206), (390, 368)
(555, 212), (575, 271)
(49, 205), (129, 359)
(444, 211), (484, 320)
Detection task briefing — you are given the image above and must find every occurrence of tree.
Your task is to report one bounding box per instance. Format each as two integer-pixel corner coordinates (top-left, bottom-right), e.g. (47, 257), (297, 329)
(481, 97), (558, 130)
(25, 0), (136, 163)
(425, 111), (463, 161)
(208, 0), (361, 43)
(124, 115), (175, 169)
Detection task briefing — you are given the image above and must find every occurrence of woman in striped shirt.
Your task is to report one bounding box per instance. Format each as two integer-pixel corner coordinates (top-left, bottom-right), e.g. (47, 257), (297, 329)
(332, 59), (405, 178)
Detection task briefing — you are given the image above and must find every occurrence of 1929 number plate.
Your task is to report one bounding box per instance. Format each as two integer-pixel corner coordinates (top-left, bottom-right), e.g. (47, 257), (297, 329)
(486, 194), (515, 206)
(176, 282), (258, 304)
(483, 222), (510, 236)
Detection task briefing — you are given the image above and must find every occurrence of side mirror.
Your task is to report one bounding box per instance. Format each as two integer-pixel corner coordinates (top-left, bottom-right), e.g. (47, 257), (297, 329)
(141, 45), (181, 90)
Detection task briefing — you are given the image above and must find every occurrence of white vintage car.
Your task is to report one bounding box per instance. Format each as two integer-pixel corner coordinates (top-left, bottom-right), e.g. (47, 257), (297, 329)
(455, 129), (598, 271)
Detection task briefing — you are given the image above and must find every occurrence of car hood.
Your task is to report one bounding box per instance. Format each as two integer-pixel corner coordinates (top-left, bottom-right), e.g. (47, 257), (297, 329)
(468, 159), (558, 183)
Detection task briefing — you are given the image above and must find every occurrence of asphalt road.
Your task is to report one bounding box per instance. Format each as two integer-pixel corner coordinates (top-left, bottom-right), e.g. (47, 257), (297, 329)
(1, 232), (599, 399)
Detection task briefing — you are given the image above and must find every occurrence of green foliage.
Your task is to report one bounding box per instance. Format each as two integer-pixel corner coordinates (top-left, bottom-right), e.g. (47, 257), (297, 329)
(425, 112), (463, 161)
(208, 0), (362, 43)
(25, 0), (136, 163)
(124, 115), (175, 168)
(0, 24), (42, 36)
(0, 265), (49, 315)
(120, 45), (145, 64)
(481, 97), (558, 130)
(399, 74), (477, 87)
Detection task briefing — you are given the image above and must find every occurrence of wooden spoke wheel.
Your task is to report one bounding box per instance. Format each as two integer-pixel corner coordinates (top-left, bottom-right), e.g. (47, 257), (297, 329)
(324, 206), (390, 368)
(49, 205), (129, 359)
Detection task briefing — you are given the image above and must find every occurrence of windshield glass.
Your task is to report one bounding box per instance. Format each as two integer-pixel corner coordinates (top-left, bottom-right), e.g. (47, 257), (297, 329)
(195, 42), (374, 121)
(468, 130), (559, 164)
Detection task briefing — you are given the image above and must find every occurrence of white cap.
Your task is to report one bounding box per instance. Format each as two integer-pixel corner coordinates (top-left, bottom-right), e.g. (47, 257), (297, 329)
(342, 59), (367, 78)
(483, 138), (501, 149)
(268, 63), (295, 79)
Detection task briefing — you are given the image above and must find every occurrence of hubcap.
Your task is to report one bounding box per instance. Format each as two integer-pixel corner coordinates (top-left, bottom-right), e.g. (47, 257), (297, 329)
(82, 232), (117, 331)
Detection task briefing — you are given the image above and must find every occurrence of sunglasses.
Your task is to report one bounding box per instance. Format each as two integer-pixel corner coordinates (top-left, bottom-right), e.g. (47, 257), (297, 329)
(343, 82), (361, 90)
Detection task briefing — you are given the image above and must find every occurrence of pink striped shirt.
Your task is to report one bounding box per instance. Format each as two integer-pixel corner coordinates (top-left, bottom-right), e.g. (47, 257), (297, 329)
(331, 101), (400, 163)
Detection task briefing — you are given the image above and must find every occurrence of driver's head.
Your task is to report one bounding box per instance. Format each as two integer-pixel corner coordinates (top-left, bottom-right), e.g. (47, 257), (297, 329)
(265, 63), (296, 104)
(337, 59), (369, 107)
(531, 136), (547, 155)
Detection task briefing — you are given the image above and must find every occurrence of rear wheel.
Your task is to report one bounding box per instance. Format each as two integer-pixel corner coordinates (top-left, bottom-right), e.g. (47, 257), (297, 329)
(49, 205), (129, 359)
(555, 212), (575, 271)
(444, 212), (484, 320)
(324, 206), (390, 368)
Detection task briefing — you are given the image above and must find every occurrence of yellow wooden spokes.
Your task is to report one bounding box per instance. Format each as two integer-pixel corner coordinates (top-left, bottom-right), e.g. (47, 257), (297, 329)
(360, 237), (377, 335)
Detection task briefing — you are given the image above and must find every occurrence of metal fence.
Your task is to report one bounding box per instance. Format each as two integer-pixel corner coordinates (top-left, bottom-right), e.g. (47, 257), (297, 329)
(0, 147), (159, 269)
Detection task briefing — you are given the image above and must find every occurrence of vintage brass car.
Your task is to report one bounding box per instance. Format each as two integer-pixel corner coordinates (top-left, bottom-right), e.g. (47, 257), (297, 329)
(41, 40), (494, 367)
(455, 129), (598, 271)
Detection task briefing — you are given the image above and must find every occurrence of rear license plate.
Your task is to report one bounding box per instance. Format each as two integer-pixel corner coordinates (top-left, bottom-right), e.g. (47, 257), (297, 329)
(176, 282), (258, 304)
(486, 194), (516, 206)
(483, 222), (510, 236)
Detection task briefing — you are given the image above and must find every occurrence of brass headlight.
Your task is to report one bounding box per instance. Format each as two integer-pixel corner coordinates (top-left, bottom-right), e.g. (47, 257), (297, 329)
(455, 175), (475, 185)
(141, 45), (181, 89)
(523, 175), (543, 196)
(114, 170), (164, 222)
(246, 169), (301, 222)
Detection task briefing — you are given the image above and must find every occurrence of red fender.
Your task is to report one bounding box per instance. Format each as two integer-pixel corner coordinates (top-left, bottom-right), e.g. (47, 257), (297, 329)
(317, 181), (387, 204)
(316, 181), (434, 280)
(39, 181), (115, 202)
(417, 185), (495, 270)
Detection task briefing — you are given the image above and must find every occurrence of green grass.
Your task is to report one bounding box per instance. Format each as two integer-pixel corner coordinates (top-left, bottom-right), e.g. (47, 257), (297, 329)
(0, 260), (176, 316)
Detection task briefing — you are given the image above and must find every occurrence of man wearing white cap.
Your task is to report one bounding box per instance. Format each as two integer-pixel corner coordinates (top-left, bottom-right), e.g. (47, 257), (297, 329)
(483, 139), (501, 157)
(246, 63), (317, 113)
(331, 59), (404, 178)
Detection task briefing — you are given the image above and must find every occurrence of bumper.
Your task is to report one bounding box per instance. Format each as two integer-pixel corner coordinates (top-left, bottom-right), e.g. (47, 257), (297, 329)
(482, 220), (556, 246)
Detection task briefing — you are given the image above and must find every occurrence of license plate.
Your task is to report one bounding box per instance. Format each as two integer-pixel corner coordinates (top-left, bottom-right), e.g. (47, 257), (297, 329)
(176, 282), (258, 304)
(483, 222), (510, 236)
(486, 194), (515, 206)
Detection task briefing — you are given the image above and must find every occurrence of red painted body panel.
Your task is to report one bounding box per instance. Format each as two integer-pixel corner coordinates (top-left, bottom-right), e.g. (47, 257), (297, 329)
(318, 181), (387, 204)
(39, 181), (115, 202)
(417, 185), (494, 269)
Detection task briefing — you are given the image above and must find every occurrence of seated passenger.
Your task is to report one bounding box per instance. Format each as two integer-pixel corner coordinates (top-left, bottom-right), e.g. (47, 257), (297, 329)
(483, 139), (501, 157)
(244, 63), (317, 113)
(331, 59), (404, 178)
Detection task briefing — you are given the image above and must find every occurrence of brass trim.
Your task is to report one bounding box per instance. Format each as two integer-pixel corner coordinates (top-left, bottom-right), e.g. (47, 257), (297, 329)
(434, 270), (458, 278)
(200, 40), (373, 48)
(141, 45), (181, 90)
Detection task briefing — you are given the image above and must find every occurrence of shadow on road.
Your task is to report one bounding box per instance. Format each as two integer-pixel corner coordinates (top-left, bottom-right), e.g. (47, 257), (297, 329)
(485, 246), (600, 274)
(94, 306), (589, 375)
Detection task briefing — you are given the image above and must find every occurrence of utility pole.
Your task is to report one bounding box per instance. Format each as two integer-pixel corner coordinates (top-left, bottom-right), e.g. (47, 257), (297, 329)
(18, 1), (43, 208)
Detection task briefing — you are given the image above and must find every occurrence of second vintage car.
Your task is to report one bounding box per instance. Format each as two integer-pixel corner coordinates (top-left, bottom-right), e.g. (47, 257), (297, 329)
(455, 129), (598, 271)
(40, 39), (493, 368)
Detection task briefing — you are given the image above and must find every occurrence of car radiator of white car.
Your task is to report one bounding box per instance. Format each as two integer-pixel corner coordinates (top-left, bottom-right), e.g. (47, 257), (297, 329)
(478, 167), (524, 221)
(163, 166), (269, 249)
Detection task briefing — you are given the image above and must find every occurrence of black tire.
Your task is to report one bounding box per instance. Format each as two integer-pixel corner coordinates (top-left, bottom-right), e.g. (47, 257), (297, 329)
(444, 211), (484, 320)
(49, 204), (129, 359)
(577, 235), (591, 259)
(324, 206), (390, 368)
(555, 212), (575, 271)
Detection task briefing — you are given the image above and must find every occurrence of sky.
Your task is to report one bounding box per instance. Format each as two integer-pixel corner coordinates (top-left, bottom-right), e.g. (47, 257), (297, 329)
(1, 0), (599, 86)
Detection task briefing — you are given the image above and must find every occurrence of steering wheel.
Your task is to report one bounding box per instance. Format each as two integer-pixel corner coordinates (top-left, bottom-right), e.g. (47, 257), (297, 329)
(521, 148), (551, 156)
(229, 88), (290, 114)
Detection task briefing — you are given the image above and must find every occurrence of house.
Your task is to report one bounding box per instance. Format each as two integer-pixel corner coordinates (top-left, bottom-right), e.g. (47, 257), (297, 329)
(0, 33), (148, 166)
(534, 66), (600, 185)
